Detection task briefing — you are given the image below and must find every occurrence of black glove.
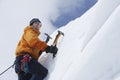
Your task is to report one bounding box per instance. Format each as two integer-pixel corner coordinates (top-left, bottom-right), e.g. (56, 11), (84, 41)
(45, 45), (58, 57)
(45, 46), (52, 53)
(51, 45), (58, 57)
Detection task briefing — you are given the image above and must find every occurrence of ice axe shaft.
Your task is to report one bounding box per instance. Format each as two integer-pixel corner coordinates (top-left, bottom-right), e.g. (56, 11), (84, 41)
(53, 30), (64, 46)
(44, 33), (52, 43)
(39, 33), (52, 56)
(52, 30), (64, 58)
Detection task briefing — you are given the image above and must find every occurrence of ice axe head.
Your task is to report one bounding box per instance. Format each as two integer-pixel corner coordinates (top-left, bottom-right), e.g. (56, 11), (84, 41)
(44, 33), (52, 43)
(58, 30), (64, 36)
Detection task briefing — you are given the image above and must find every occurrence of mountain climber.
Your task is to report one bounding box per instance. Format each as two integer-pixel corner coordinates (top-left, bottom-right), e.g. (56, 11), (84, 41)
(14, 18), (58, 80)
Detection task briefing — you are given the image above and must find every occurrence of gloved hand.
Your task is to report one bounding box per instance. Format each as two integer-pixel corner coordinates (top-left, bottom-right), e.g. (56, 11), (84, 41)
(51, 45), (58, 57)
(45, 45), (58, 57)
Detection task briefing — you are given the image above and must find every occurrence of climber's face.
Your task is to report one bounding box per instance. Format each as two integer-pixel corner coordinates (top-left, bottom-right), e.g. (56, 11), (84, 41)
(32, 22), (42, 30)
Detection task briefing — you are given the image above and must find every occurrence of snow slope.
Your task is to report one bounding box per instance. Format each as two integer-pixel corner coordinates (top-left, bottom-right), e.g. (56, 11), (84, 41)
(60, 5), (120, 80)
(38, 0), (120, 80)
(0, 0), (120, 80)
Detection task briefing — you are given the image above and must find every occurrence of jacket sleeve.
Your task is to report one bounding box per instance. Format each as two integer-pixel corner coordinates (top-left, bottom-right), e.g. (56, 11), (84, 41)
(24, 30), (48, 51)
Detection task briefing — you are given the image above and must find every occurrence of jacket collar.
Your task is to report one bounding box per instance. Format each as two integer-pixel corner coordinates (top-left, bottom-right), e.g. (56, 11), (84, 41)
(25, 26), (40, 35)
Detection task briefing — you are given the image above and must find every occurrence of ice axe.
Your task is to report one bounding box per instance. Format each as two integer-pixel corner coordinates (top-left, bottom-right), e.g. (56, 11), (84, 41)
(52, 30), (64, 58)
(39, 33), (52, 56)
(44, 33), (52, 43)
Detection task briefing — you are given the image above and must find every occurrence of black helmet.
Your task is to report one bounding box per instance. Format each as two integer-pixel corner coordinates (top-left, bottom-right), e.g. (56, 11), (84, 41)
(30, 18), (41, 26)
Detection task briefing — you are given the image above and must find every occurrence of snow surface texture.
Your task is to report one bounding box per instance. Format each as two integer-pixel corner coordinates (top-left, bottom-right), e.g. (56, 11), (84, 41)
(1, 0), (120, 80)
(39, 0), (120, 80)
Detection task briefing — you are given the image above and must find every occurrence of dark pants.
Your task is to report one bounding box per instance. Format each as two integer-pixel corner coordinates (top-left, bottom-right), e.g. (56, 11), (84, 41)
(15, 55), (48, 80)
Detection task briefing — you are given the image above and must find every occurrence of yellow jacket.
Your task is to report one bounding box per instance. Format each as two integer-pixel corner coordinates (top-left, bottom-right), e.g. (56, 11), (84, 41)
(15, 26), (48, 60)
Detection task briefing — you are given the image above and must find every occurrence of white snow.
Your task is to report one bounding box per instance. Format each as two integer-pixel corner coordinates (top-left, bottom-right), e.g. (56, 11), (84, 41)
(1, 0), (120, 80)
(38, 0), (120, 80)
